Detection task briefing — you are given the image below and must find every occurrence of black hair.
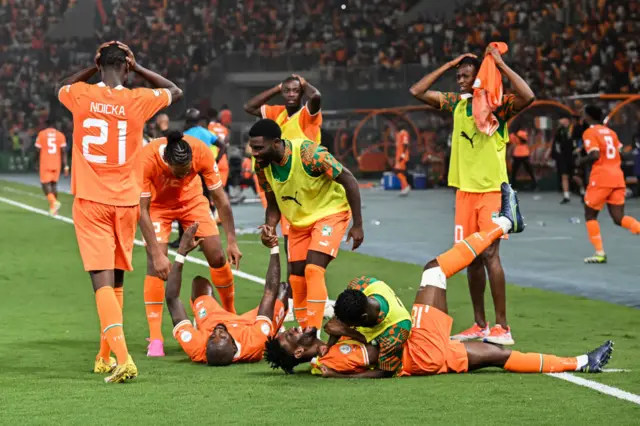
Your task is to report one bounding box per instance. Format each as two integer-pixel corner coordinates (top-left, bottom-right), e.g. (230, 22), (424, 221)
(164, 130), (192, 166)
(281, 76), (301, 86)
(45, 117), (54, 127)
(97, 44), (127, 69)
(584, 104), (604, 122)
(334, 289), (368, 324)
(459, 56), (480, 72)
(208, 108), (218, 120)
(249, 119), (282, 140)
(264, 336), (302, 374)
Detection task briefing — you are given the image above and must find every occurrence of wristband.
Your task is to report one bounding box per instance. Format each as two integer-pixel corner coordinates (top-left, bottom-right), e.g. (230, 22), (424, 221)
(175, 254), (185, 264)
(270, 246), (280, 255)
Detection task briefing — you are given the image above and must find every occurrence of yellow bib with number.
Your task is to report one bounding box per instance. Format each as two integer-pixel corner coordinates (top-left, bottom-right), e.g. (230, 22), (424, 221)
(356, 281), (411, 342)
(448, 96), (510, 192)
(263, 138), (349, 228)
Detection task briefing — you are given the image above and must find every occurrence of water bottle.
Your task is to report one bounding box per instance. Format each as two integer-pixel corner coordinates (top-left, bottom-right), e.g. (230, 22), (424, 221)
(569, 217), (581, 224)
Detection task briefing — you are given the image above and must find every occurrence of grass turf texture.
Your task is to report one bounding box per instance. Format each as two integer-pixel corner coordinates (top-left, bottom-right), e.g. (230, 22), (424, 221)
(1, 180), (639, 425)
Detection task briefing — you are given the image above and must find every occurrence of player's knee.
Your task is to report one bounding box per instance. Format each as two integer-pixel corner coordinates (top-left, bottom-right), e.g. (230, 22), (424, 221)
(290, 261), (305, 277)
(191, 276), (213, 300)
(208, 253), (226, 269)
(612, 216), (623, 226)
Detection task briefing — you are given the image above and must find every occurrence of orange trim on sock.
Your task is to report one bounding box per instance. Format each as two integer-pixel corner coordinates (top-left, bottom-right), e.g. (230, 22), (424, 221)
(210, 263), (236, 314)
(305, 265), (328, 329)
(504, 351), (578, 373)
(586, 220), (604, 252)
(289, 274), (308, 328)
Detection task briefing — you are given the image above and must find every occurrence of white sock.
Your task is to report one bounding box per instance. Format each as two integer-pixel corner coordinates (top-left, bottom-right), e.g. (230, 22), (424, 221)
(575, 354), (589, 371)
(420, 267), (447, 289)
(493, 216), (512, 234)
(563, 191), (570, 199)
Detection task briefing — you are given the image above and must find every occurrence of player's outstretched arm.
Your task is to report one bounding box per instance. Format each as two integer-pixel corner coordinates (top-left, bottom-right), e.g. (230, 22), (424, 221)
(244, 84), (282, 117)
(409, 54), (476, 108)
(139, 196), (171, 280)
(256, 237), (281, 320)
(214, 137), (227, 163)
(58, 66), (98, 90)
(486, 46), (535, 112)
(210, 186), (242, 269)
(319, 365), (394, 379)
(293, 74), (321, 115)
(335, 168), (364, 250)
(166, 223), (203, 326)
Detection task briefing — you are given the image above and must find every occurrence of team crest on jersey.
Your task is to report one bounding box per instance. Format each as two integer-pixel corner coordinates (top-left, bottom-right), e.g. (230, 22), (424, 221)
(491, 212), (499, 220)
(180, 330), (192, 343)
(339, 344), (352, 355)
(198, 308), (207, 319)
(321, 225), (333, 237)
(260, 322), (271, 336)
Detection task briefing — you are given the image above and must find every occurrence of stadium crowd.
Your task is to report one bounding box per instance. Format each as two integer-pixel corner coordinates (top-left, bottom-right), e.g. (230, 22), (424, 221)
(2, 0), (640, 152)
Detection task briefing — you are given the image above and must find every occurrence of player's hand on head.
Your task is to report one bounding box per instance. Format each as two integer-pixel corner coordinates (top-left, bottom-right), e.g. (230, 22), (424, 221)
(259, 225), (278, 248)
(346, 225), (364, 251)
(116, 41), (137, 70)
(448, 53), (478, 68)
(226, 241), (242, 270)
(485, 45), (505, 66)
(292, 74), (307, 87)
(179, 222), (203, 254)
(153, 254), (172, 281)
(94, 40), (116, 67)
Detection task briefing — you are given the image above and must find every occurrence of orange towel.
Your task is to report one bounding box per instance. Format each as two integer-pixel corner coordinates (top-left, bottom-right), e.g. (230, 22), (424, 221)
(472, 42), (509, 136)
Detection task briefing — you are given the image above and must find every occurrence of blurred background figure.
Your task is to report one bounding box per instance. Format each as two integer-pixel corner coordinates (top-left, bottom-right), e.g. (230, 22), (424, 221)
(510, 130), (536, 191)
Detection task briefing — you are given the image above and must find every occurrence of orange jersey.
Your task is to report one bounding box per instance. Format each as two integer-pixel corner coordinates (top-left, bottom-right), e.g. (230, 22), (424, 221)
(261, 104), (322, 143)
(173, 312), (275, 364)
(208, 121), (229, 143)
(140, 135), (222, 208)
(583, 125), (625, 188)
(395, 130), (410, 163)
(58, 82), (172, 206)
(35, 128), (66, 171)
(311, 339), (372, 375)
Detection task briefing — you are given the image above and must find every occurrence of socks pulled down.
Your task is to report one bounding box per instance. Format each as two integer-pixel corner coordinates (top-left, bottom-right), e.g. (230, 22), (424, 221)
(144, 276), (165, 341)
(289, 275), (307, 328)
(305, 265), (328, 330)
(210, 263), (236, 314)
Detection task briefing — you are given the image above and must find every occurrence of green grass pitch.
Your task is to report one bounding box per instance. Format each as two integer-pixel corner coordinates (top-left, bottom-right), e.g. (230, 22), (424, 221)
(0, 180), (639, 425)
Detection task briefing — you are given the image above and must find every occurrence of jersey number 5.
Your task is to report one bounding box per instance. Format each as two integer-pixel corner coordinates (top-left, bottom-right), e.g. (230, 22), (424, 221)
(47, 134), (57, 154)
(82, 118), (128, 164)
(604, 136), (616, 160)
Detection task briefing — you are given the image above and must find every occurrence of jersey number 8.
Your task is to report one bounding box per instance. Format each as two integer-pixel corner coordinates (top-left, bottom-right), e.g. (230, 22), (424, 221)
(82, 118), (128, 164)
(604, 135), (616, 160)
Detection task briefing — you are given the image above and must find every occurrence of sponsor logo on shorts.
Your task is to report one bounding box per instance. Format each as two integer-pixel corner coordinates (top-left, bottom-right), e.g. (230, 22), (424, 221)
(180, 330), (192, 343)
(198, 308), (207, 319)
(321, 226), (333, 237)
(339, 344), (352, 355)
(260, 322), (271, 336)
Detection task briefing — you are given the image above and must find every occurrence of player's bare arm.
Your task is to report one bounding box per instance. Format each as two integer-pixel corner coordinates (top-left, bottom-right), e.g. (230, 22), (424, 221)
(579, 149), (600, 166)
(335, 168), (364, 250)
(209, 186), (242, 269)
(166, 223), (203, 325)
(323, 318), (366, 344)
(214, 138), (228, 163)
(138, 196), (171, 280)
(116, 41), (183, 102)
(292, 74), (321, 114)
(244, 84), (282, 117)
(319, 364), (394, 379)
(409, 54), (477, 108)
(62, 147), (69, 177)
(58, 66), (98, 89)
(256, 235), (281, 320)
(486, 45), (535, 112)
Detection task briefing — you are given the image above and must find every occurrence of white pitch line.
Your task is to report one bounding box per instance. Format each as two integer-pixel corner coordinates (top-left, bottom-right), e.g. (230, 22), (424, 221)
(546, 372), (640, 406)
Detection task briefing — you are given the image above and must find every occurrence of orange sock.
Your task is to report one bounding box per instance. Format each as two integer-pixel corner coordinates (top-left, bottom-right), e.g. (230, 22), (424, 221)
(210, 263), (236, 314)
(144, 276), (165, 341)
(436, 224), (504, 278)
(586, 220), (604, 253)
(46, 193), (56, 209)
(289, 274), (308, 327)
(504, 350), (578, 373)
(305, 264), (328, 330)
(95, 287), (129, 365)
(621, 216), (640, 234)
(397, 172), (409, 190)
(98, 286), (125, 361)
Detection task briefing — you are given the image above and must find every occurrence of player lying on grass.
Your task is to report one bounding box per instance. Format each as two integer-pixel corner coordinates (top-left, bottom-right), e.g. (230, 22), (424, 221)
(165, 223), (289, 366)
(265, 183), (614, 377)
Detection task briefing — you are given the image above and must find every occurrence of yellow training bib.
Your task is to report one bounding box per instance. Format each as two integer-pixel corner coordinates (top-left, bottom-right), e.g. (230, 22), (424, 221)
(356, 281), (411, 343)
(448, 96), (510, 192)
(275, 108), (321, 143)
(264, 139), (349, 228)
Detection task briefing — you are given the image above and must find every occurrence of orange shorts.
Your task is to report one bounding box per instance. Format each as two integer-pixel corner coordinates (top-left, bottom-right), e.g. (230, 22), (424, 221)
(40, 169), (60, 184)
(399, 305), (469, 376)
(454, 190), (506, 242)
(150, 196), (218, 244)
(287, 210), (351, 262)
(72, 198), (140, 272)
(192, 294), (286, 332)
(281, 216), (290, 237)
(584, 186), (625, 211)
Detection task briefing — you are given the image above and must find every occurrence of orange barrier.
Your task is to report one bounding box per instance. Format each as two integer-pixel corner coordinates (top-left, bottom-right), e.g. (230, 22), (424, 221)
(604, 95), (640, 125)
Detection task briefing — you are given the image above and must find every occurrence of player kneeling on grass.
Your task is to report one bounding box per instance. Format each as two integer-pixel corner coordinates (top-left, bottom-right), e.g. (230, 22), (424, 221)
(139, 130), (242, 358)
(165, 223), (289, 366)
(265, 183), (614, 377)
